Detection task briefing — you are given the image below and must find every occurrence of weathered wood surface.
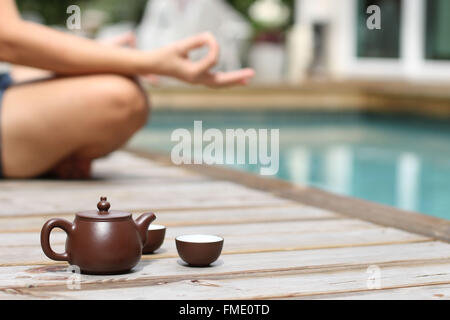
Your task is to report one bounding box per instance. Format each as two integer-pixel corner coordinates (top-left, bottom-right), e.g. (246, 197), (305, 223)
(0, 205), (339, 233)
(0, 151), (449, 300)
(1, 242), (449, 289)
(26, 262), (450, 300)
(0, 223), (429, 266)
(0, 180), (293, 217)
(310, 284), (450, 300)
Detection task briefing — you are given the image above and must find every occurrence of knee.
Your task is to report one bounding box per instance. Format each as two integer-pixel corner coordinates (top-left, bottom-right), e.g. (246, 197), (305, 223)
(97, 75), (150, 131)
(73, 76), (151, 160)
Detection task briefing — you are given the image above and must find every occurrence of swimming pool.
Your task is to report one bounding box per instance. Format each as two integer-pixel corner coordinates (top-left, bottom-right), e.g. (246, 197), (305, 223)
(129, 110), (450, 220)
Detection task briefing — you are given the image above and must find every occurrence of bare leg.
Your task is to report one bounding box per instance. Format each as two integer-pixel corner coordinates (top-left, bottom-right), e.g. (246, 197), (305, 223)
(1, 74), (149, 179)
(10, 65), (53, 83)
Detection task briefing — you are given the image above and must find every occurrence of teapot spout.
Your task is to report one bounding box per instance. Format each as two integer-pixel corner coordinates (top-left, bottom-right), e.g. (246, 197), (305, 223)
(135, 212), (156, 246)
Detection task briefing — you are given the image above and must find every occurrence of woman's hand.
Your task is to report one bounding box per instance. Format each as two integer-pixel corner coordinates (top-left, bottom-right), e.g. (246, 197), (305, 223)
(147, 32), (255, 88)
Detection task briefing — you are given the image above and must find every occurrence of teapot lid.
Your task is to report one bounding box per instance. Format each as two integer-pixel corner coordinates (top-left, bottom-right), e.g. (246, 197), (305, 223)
(76, 197), (131, 221)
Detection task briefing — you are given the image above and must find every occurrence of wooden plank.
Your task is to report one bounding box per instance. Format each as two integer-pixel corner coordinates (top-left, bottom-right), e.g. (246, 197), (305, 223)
(0, 205), (341, 233)
(0, 179), (284, 200)
(309, 284), (450, 300)
(1, 219), (375, 247)
(28, 262), (450, 300)
(0, 218), (398, 263)
(0, 226), (429, 266)
(0, 289), (42, 300)
(0, 152), (206, 188)
(128, 149), (450, 243)
(0, 181), (293, 217)
(0, 241), (449, 290)
(2, 218), (376, 246)
(1, 151), (296, 217)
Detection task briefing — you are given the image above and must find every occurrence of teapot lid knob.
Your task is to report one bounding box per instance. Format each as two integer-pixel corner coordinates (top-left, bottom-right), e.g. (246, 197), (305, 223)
(97, 196), (110, 214)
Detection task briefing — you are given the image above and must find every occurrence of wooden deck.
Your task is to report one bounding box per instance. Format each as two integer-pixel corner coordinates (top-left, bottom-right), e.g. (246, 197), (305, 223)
(0, 150), (449, 300)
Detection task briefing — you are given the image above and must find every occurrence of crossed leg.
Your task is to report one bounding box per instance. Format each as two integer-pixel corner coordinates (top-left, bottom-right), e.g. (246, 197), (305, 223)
(1, 74), (150, 179)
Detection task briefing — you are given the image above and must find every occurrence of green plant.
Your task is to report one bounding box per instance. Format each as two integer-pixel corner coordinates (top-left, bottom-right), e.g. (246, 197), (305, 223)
(16, 0), (147, 25)
(17, 0), (88, 25)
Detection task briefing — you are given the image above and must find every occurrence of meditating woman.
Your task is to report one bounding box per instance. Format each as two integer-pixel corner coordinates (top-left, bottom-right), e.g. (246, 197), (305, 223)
(0, 0), (254, 179)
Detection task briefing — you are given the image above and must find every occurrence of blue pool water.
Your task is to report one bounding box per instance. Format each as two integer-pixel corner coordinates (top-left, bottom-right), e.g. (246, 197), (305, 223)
(129, 110), (450, 220)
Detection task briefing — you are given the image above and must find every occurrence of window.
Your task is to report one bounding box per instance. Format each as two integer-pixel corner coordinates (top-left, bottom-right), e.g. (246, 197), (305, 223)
(425, 0), (450, 60)
(356, 0), (402, 58)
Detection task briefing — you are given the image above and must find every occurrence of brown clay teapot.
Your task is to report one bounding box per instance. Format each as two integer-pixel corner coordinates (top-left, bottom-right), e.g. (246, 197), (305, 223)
(40, 197), (156, 275)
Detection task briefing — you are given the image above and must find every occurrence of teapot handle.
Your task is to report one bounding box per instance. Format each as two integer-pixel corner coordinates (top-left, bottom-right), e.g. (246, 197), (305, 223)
(40, 218), (73, 262)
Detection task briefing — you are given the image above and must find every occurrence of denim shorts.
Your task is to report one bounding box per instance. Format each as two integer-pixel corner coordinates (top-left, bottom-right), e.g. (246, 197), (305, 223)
(0, 73), (13, 178)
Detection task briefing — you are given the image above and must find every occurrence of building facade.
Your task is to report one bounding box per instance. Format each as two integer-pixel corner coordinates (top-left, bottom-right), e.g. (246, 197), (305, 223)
(292, 0), (450, 82)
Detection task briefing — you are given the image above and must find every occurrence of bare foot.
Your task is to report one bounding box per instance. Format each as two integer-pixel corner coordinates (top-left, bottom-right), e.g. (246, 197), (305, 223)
(45, 157), (92, 180)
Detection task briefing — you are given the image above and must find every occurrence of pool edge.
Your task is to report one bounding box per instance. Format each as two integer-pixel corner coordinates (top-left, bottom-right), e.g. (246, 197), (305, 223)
(127, 147), (450, 244)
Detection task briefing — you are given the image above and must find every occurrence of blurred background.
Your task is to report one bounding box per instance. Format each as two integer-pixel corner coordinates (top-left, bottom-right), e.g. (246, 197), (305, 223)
(15, 0), (450, 220)
(16, 0), (450, 83)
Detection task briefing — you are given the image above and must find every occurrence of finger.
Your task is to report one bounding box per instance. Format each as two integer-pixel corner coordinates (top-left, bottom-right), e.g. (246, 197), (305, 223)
(179, 33), (220, 75)
(193, 33), (220, 74)
(178, 32), (216, 52)
(202, 69), (255, 87)
(204, 70), (254, 87)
